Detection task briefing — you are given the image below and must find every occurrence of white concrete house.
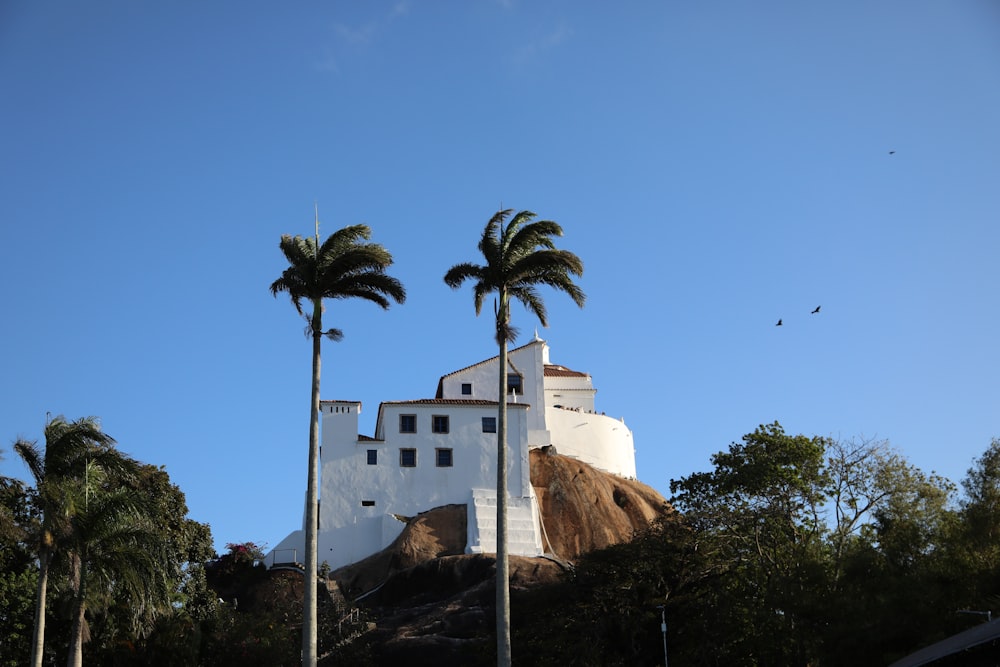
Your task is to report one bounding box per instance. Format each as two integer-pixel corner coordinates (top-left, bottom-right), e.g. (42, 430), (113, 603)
(266, 337), (636, 572)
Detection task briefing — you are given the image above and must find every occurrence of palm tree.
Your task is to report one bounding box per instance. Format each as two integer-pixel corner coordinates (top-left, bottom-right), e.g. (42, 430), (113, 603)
(270, 217), (405, 666)
(63, 474), (169, 667)
(13, 415), (132, 667)
(444, 208), (584, 666)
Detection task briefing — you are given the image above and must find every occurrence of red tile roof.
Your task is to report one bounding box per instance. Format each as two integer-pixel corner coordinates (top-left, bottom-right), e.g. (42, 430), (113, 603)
(381, 399), (530, 408)
(544, 364), (589, 378)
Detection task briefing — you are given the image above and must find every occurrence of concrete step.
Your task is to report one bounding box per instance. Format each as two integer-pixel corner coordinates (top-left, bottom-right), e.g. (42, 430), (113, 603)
(467, 488), (543, 557)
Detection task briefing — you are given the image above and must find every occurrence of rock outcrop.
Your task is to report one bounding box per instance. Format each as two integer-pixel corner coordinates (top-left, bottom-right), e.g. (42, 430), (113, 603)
(319, 449), (671, 663)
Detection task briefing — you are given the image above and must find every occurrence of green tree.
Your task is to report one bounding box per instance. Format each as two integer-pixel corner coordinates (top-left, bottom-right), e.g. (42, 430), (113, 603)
(812, 436), (963, 664)
(270, 216), (405, 666)
(13, 415), (133, 667)
(444, 208), (584, 666)
(668, 422), (831, 665)
(63, 474), (170, 667)
(0, 466), (39, 667)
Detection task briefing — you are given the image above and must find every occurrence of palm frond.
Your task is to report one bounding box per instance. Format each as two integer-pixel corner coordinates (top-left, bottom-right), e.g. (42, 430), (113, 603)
(444, 262), (486, 289)
(448, 208), (586, 341)
(271, 223), (404, 337)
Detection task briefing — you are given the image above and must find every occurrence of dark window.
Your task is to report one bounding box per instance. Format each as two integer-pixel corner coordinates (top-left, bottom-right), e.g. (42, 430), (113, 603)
(361, 500), (375, 507)
(436, 448), (453, 467)
(482, 417), (497, 433)
(432, 415), (450, 434)
(366, 449), (377, 465)
(507, 373), (523, 395)
(461, 383), (472, 395)
(400, 448), (417, 467)
(399, 414), (416, 433)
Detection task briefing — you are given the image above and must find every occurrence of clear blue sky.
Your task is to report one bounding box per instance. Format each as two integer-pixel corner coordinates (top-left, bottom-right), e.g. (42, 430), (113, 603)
(2, 1), (998, 554)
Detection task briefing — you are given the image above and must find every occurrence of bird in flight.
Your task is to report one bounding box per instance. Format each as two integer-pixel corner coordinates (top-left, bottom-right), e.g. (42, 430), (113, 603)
(811, 306), (821, 314)
(776, 319), (783, 326)
(889, 150), (895, 155)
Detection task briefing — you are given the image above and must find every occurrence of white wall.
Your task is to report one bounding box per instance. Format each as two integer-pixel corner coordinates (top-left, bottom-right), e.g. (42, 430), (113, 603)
(438, 341), (547, 435)
(314, 401), (531, 571)
(543, 407), (637, 478)
(267, 338), (641, 572)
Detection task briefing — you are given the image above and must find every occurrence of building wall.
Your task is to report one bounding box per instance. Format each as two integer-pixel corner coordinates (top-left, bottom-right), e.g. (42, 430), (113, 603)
(543, 407), (636, 478)
(267, 339), (639, 571)
(314, 401), (531, 571)
(438, 343), (547, 435)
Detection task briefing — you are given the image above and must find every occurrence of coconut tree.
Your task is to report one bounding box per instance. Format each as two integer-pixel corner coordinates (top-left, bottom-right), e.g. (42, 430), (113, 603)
(63, 463), (169, 667)
(13, 416), (132, 667)
(444, 208), (584, 666)
(270, 217), (405, 666)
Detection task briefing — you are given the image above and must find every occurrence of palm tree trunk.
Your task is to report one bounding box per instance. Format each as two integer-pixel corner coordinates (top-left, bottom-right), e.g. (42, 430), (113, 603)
(302, 302), (322, 667)
(66, 553), (87, 667)
(496, 327), (512, 667)
(29, 548), (50, 667)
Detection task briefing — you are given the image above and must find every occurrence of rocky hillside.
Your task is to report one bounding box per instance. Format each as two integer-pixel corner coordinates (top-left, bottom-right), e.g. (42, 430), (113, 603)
(321, 448), (671, 664)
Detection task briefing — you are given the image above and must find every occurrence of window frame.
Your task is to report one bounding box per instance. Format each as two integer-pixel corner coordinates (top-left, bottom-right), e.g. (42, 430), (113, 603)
(435, 448), (454, 467)
(366, 449), (378, 465)
(482, 416), (497, 433)
(432, 414), (450, 434)
(461, 383), (472, 395)
(399, 448), (417, 467)
(506, 373), (523, 395)
(399, 414), (417, 434)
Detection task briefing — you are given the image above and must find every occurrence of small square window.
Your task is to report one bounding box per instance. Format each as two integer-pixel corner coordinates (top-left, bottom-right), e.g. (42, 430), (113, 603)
(461, 383), (472, 395)
(400, 448), (417, 467)
(507, 373), (523, 395)
(436, 448), (453, 467)
(432, 415), (450, 434)
(399, 414), (416, 433)
(482, 417), (497, 433)
(361, 500), (375, 507)
(366, 449), (377, 465)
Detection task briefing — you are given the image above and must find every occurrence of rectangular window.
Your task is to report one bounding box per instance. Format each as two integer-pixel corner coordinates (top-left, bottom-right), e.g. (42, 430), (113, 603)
(482, 417), (497, 433)
(432, 415), (450, 434)
(436, 448), (453, 467)
(361, 500), (375, 507)
(366, 449), (377, 465)
(507, 373), (522, 395)
(399, 414), (416, 433)
(400, 448), (416, 467)
(461, 383), (472, 395)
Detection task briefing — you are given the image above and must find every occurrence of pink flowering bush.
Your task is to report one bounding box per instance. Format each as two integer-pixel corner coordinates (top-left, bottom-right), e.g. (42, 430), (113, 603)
(224, 541), (266, 566)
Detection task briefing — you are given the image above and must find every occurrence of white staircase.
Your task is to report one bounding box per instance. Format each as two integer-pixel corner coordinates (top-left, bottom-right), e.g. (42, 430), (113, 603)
(467, 488), (543, 557)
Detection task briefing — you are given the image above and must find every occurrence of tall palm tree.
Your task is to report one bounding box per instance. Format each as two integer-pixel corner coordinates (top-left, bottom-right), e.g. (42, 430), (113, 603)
(13, 415), (132, 667)
(63, 477), (169, 667)
(444, 208), (584, 666)
(270, 218), (405, 666)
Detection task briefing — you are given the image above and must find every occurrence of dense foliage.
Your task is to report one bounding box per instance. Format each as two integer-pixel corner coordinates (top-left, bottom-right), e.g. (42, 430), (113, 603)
(2, 418), (215, 666)
(515, 423), (1000, 666)
(8, 419), (1000, 665)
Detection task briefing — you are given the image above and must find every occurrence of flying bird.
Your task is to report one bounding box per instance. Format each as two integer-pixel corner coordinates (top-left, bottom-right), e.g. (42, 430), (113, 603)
(776, 319), (783, 326)
(889, 150), (895, 155)
(811, 306), (821, 314)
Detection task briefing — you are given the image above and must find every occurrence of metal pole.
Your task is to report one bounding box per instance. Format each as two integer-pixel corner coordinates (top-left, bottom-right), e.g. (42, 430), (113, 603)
(658, 605), (668, 667)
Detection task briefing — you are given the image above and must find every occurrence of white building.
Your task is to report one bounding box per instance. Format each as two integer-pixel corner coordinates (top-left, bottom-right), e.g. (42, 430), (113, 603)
(267, 337), (636, 572)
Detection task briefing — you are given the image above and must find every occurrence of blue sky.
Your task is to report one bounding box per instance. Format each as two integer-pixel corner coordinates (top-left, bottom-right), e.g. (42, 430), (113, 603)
(2, 1), (998, 554)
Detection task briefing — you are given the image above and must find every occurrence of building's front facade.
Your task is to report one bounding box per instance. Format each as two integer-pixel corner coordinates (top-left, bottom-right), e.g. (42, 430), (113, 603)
(267, 337), (636, 572)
